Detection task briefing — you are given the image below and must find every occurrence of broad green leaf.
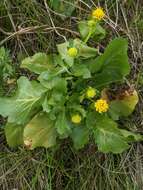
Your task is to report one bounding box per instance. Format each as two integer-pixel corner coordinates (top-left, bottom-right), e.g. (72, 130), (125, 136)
(21, 53), (52, 74)
(72, 63), (91, 79)
(71, 126), (89, 149)
(86, 111), (96, 129)
(73, 39), (98, 58)
(41, 83), (67, 122)
(47, 54), (64, 67)
(5, 123), (24, 147)
(78, 21), (106, 41)
(48, 90), (66, 106)
(78, 21), (89, 40)
(120, 129), (143, 142)
(55, 109), (71, 136)
(109, 90), (138, 120)
(87, 55), (105, 73)
(57, 41), (74, 66)
(93, 115), (130, 153)
(53, 78), (67, 93)
(0, 77), (46, 125)
(77, 57), (103, 74)
(24, 113), (57, 149)
(92, 23), (106, 41)
(93, 38), (130, 87)
(102, 38), (130, 76)
(39, 74), (60, 90)
(38, 71), (67, 92)
(38, 70), (58, 89)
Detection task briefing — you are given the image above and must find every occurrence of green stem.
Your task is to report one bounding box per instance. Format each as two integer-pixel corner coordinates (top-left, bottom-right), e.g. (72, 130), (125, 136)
(84, 29), (92, 44)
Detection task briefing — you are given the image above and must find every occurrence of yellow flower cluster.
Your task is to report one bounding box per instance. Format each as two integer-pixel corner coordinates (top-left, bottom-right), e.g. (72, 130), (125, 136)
(68, 47), (78, 57)
(92, 7), (105, 20)
(94, 99), (109, 113)
(86, 87), (96, 98)
(71, 114), (81, 124)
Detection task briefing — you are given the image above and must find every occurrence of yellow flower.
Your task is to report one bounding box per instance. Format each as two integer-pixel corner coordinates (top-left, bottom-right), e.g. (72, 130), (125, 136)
(92, 7), (105, 20)
(94, 99), (109, 113)
(86, 87), (96, 98)
(68, 47), (78, 57)
(71, 114), (81, 124)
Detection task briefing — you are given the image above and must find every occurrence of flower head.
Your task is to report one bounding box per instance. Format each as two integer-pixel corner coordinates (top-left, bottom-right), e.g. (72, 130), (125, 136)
(71, 114), (81, 124)
(86, 87), (96, 98)
(94, 99), (109, 113)
(92, 7), (105, 20)
(68, 47), (78, 57)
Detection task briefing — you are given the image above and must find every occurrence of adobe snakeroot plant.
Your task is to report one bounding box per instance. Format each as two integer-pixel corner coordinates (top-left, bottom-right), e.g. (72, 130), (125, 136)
(0, 8), (142, 153)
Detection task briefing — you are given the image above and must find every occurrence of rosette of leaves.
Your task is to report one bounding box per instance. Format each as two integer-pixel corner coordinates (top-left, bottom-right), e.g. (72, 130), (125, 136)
(0, 37), (142, 153)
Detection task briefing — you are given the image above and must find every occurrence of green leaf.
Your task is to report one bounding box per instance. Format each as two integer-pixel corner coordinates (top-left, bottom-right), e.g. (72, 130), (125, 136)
(71, 126), (89, 149)
(78, 21), (106, 41)
(48, 90), (66, 106)
(54, 78), (67, 93)
(0, 77), (46, 125)
(87, 54), (105, 73)
(38, 71), (59, 89)
(93, 38), (130, 87)
(93, 115), (130, 153)
(69, 104), (86, 118)
(86, 111), (96, 129)
(57, 39), (98, 65)
(120, 129), (143, 142)
(47, 54), (64, 67)
(92, 23), (106, 41)
(55, 109), (71, 136)
(41, 84), (67, 117)
(78, 21), (89, 40)
(21, 53), (52, 74)
(72, 63), (91, 79)
(109, 90), (139, 120)
(74, 39), (98, 58)
(5, 123), (24, 147)
(38, 71), (67, 92)
(24, 113), (57, 149)
(57, 41), (74, 66)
